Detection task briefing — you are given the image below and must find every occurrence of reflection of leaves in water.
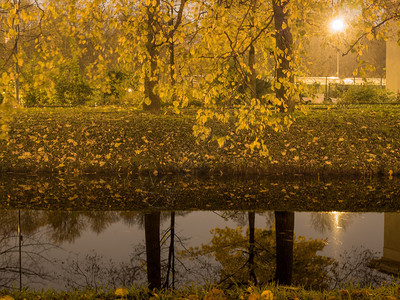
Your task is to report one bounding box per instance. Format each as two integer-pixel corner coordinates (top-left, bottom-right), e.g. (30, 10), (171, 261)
(0, 209), (207, 289)
(61, 235), (200, 290)
(310, 212), (356, 234)
(219, 212), (274, 228)
(0, 226), (57, 289)
(60, 212), (198, 290)
(330, 247), (391, 288)
(186, 226), (333, 289)
(47, 211), (86, 243)
(2, 175), (400, 212)
(62, 251), (145, 290)
(119, 211), (189, 229)
(328, 246), (392, 289)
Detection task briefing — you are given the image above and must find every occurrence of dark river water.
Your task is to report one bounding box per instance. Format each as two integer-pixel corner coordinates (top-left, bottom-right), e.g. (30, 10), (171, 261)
(1, 210), (398, 290)
(0, 174), (399, 291)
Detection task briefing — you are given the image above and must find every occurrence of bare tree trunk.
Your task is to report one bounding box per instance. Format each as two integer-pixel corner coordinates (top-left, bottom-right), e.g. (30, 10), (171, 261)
(274, 211), (294, 285)
(143, 0), (161, 113)
(248, 0), (257, 100)
(273, 0), (295, 112)
(145, 212), (161, 290)
(248, 45), (257, 100)
(169, 4), (176, 87)
(247, 0), (257, 101)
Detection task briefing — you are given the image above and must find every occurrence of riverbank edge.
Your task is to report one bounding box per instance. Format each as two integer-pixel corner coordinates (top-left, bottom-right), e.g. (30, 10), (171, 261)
(1, 283), (399, 299)
(1, 106), (400, 177)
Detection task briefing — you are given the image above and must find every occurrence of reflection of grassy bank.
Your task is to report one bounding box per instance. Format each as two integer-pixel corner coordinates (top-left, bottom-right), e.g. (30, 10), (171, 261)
(1, 283), (400, 299)
(1, 174), (399, 211)
(1, 106), (400, 176)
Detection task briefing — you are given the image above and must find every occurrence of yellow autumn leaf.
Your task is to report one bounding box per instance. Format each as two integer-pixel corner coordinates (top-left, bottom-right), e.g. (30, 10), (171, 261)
(144, 97), (151, 105)
(205, 74), (213, 82)
(261, 290), (273, 300)
(67, 139), (78, 146)
(217, 137), (225, 148)
(115, 287), (129, 297)
(18, 152), (31, 159)
(247, 294), (259, 300)
(366, 32), (374, 41)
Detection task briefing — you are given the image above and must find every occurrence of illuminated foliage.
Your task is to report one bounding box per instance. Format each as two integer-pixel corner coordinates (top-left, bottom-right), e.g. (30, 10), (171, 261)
(0, 0), (399, 154)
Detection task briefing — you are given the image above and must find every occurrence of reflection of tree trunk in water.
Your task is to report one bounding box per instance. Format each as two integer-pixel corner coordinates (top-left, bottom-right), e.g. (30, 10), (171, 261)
(145, 212), (161, 290)
(164, 211), (175, 289)
(274, 211), (294, 285)
(248, 211), (257, 285)
(18, 209), (22, 291)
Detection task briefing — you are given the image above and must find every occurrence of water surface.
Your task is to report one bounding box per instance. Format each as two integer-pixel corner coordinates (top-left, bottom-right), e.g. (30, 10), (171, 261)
(1, 210), (397, 290)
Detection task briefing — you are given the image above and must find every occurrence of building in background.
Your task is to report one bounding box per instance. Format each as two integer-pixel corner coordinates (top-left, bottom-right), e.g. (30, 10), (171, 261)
(386, 23), (400, 94)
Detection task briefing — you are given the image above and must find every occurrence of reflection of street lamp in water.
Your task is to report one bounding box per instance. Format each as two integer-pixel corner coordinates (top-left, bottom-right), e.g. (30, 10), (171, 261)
(330, 18), (345, 78)
(331, 211), (343, 229)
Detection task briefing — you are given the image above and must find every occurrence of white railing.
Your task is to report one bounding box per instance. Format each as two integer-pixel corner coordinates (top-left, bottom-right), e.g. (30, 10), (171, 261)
(296, 77), (386, 86)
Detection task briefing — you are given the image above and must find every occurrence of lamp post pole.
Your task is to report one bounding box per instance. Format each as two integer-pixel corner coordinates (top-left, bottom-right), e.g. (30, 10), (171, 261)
(330, 18), (345, 79)
(336, 49), (340, 78)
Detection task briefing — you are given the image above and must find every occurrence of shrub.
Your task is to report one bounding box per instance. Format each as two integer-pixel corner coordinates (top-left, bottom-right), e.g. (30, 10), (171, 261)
(328, 83), (348, 99)
(23, 88), (50, 107)
(54, 62), (92, 106)
(339, 85), (394, 104)
(103, 70), (127, 99)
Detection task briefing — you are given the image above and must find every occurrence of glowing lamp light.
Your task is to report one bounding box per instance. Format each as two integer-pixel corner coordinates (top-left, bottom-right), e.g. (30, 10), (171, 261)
(330, 18), (345, 32)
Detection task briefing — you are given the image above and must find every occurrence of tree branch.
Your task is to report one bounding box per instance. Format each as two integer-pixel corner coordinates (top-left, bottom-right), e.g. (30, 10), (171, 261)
(342, 15), (398, 56)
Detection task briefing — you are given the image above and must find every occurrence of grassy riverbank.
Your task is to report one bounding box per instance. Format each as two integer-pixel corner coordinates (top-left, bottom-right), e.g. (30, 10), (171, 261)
(1, 283), (400, 299)
(1, 105), (400, 176)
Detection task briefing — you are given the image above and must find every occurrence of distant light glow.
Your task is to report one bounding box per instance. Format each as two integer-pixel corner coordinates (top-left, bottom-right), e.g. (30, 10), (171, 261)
(330, 18), (345, 32)
(127, 88), (133, 93)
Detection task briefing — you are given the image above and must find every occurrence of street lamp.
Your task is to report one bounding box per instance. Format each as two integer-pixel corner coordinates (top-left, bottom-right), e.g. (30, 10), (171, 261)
(330, 18), (345, 32)
(330, 18), (345, 78)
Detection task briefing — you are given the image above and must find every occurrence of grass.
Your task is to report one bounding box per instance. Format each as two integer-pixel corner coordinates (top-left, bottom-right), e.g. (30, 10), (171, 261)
(0, 105), (400, 176)
(1, 283), (400, 299)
